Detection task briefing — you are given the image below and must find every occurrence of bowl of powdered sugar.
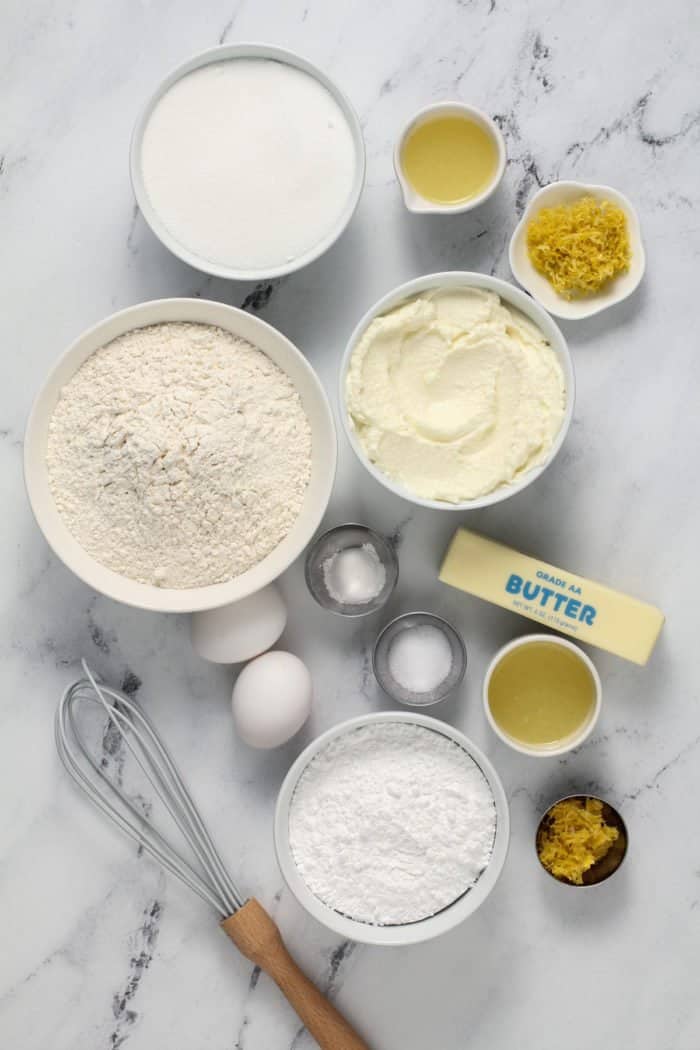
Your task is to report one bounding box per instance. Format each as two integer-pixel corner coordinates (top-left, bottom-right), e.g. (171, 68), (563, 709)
(275, 712), (510, 946)
(24, 298), (336, 613)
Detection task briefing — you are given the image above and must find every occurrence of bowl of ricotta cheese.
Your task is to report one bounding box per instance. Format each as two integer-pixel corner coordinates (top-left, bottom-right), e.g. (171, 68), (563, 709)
(340, 272), (574, 510)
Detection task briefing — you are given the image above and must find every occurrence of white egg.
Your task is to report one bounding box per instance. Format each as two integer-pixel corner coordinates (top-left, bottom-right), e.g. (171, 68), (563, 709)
(191, 584), (287, 664)
(232, 651), (312, 749)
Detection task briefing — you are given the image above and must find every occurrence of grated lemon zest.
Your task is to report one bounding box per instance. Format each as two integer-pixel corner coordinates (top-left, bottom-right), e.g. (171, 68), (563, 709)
(526, 195), (631, 299)
(537, 797), (619, 885)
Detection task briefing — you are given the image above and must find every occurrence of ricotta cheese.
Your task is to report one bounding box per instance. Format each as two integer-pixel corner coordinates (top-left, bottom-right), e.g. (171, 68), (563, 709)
(345, 287), (566, 503)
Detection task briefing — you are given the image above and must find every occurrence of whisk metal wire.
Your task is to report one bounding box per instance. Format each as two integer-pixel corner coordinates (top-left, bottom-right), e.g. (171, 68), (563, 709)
(54, 662), (370, 1050)
(55, 660), (245, 918)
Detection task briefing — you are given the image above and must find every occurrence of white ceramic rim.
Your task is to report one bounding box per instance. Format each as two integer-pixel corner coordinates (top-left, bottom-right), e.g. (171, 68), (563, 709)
(509, 180), (646, 320)
(482, 633), (602, 757)
(393, 101), (506, 214)
(24, 298), (337, 613)
(338, 271), (575, 511)
(274, 710), (510, 946)
(130, 42), (366, 281)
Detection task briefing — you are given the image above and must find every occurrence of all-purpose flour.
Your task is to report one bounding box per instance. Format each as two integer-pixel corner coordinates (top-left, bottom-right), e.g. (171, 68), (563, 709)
(47, 322), (311, 589)
(289, 722), (497, 925)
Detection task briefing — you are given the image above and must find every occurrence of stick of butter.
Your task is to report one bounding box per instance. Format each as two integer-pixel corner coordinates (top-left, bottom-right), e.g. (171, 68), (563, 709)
(439, 529), (664, 665)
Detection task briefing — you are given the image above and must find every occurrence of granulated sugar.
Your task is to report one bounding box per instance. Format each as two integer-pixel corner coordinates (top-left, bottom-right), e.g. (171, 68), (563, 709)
(140, 58), (358, 271)
(288, 722), (496, 925)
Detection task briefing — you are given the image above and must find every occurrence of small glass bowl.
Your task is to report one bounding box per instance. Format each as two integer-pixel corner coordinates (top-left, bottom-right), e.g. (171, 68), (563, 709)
(304, 524), (399, 617)
(536, 794), (629, 887)
(372, 612), (467, 706)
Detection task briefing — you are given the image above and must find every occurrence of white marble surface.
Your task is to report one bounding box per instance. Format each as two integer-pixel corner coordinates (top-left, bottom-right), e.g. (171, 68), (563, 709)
(2, 1), (699, 1047)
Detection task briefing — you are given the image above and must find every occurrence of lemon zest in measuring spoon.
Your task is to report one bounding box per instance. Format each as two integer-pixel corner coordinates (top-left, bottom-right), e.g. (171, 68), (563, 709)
(537, 798), (619, 885)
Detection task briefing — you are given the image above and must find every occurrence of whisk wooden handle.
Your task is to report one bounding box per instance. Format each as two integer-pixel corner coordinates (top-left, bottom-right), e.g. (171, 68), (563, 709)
(222, 899), (370, 1050)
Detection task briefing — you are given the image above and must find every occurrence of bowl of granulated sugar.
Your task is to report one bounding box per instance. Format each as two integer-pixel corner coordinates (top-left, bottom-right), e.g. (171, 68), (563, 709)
(275, 711), (510, 946)
(131, 43), (366, 280)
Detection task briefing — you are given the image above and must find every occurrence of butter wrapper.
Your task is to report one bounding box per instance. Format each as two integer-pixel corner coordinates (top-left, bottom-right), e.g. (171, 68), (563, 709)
(439, 529), (664, 665)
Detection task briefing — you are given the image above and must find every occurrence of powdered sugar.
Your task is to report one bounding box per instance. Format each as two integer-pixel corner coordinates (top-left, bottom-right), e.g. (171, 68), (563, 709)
(288, 722), (496, 925)
(46, 322), (311, 588)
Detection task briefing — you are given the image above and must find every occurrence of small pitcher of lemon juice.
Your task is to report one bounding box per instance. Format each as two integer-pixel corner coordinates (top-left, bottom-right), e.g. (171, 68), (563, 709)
(394, 102), (506, 214)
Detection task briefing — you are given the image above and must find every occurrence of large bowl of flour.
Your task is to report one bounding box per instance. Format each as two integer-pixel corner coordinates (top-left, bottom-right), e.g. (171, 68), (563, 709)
(275, 711), (510, 946)
(24, 299), (336, 613)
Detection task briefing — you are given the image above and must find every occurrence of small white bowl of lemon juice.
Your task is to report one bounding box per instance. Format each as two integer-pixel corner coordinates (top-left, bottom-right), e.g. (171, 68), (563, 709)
(483, 634), (602, 757)
(394, 101), (506, 214)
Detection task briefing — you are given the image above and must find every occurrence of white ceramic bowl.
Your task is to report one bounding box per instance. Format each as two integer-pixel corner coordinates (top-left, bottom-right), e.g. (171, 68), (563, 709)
(509, 180), (645, 320)
(24, 298), (337, 613)
(483, 634), (602, 757)
(274, 711), (510, 946)
(393, 101), (506, 214)
(130, 43), (366, 282)
(339, 271), (575, 511)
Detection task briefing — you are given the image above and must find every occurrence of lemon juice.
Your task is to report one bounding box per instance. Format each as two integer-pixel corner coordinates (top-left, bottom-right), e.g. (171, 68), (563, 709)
(401, 115), (499, 205)
(488, 640), (596, 747)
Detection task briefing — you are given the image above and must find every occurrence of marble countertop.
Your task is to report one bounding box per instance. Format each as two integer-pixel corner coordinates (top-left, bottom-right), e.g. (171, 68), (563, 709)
(2, 1), (699, 1047)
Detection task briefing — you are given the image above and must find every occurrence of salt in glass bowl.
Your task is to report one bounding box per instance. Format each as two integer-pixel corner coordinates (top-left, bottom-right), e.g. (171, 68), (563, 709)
(373, 611), (467, 706)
